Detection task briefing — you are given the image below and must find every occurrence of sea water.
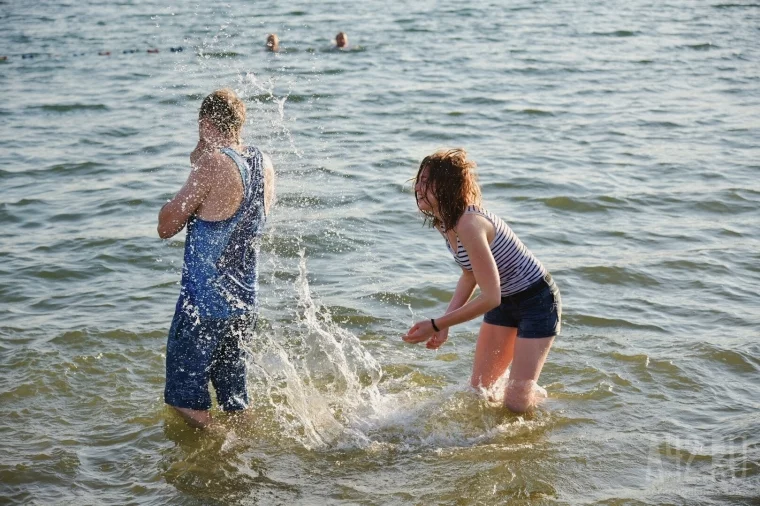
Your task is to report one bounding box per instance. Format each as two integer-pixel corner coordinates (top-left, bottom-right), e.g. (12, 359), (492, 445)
(1, 0), (758, 504)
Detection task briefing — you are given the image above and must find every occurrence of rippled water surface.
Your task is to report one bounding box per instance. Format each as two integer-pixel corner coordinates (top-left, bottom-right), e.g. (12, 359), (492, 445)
(1, 0), (759, 504)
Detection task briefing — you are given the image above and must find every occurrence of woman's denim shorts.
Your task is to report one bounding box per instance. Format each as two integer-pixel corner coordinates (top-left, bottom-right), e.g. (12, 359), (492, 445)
(483, 273), (562, 338)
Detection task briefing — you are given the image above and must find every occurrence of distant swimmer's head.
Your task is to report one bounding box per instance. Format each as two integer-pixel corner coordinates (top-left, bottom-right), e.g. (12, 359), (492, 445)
(335, 32), (348, 48)
(414, 148), (481, 231)
(198, 89), (246, 143)
(266, 33), (279, 52)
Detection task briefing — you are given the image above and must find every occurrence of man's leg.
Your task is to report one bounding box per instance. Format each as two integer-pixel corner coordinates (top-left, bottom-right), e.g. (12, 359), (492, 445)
(164, 312), (215, 427)
(171, 407), (213, 429)
(210, 314), (253, 414)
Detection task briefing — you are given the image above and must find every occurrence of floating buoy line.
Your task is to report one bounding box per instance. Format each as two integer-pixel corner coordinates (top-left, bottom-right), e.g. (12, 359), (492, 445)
(0, 46), (187, 62)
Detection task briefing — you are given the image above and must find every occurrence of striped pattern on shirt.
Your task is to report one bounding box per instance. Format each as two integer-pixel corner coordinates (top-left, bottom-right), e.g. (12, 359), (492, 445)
(442, 205), (547, 297)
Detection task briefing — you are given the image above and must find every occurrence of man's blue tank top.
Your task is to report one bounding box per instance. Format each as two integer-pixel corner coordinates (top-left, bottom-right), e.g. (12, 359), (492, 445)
(175, 146), (266, 320)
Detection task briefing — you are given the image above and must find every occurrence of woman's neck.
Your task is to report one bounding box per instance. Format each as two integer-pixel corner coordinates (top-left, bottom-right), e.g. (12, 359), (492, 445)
(433, 200), (477, 220)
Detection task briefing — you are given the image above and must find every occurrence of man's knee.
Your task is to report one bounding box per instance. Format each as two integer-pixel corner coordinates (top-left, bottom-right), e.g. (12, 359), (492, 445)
(504, 379), (541, 413)
(171, 406), (213, 429)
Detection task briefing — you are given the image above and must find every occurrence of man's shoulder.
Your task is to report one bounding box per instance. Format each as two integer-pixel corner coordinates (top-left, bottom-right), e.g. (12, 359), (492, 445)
(195, 149), (236, 175)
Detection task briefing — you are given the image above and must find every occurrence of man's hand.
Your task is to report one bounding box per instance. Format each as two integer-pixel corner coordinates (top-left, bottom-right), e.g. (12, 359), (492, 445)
(190, 139), (210, 167)
(157, 151), (218, 239)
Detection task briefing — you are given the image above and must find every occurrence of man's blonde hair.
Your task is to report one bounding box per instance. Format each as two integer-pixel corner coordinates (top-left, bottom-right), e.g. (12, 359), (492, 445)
(199, 88), (246, 139)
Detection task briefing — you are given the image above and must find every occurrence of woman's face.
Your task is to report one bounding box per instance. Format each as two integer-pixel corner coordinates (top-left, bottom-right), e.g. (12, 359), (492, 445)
(415, 167), (437, 213)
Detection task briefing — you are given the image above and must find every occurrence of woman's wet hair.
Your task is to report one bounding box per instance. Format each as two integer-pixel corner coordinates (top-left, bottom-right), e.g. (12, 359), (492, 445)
(198, 88), (246, 140)
(415, 148), (482, 231)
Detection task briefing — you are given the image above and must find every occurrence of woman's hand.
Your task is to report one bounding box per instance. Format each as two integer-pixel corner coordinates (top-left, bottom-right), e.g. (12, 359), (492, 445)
(426, 328), (448, 350)
(402, 319), (435, 343)
(402, 321), (449, 350)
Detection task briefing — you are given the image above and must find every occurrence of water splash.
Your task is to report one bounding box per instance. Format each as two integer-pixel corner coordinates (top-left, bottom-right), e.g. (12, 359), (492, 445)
(248, 249), (382, 449)
(244, 248), (553, 451)
(240, 71), (302, 159)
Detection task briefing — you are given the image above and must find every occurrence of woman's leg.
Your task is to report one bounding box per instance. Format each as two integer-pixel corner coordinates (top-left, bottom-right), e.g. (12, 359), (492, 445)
(470, 323), (518, 390)
(504, 336), (554, 413)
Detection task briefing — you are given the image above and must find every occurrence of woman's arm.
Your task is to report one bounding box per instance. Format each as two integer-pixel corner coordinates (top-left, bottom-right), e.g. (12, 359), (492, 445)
(447, 268), (478, 315)
(425, 269), (477, 349)
(404, 214), (501, 342)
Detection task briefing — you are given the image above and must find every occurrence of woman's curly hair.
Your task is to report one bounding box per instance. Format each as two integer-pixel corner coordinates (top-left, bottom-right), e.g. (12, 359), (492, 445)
(415, 148), (482, 231)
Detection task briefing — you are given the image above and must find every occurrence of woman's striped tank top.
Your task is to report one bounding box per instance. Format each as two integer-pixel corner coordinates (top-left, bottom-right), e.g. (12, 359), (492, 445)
(442, 205), (547, 297)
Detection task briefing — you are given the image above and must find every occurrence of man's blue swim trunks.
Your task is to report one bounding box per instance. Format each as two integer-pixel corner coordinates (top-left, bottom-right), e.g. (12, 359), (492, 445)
(164, 310), (256, 411)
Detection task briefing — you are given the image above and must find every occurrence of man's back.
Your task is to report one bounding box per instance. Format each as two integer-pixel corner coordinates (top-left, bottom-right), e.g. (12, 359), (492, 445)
(191, 142), (245, 222)
(180, 146), (267, 319)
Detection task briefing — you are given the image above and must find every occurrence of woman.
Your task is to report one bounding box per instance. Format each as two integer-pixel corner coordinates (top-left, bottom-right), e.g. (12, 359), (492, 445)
(403, 148), (561, 413)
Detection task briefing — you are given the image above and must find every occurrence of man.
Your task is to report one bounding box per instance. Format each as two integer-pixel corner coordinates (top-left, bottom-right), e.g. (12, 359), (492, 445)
(158, 89), (275, 428)
(335, 32), (348, 49)
(265, 33), (279, 52)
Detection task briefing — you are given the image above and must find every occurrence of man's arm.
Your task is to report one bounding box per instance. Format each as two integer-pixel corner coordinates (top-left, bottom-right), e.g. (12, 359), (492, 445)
(157, 154), (217, 239)
(262, 152), (275, 215)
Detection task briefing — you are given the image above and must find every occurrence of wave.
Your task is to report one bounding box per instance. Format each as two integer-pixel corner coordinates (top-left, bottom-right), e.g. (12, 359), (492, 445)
(197, 51), (240, 58)
(32, 103), (108, 113)
(539, 195), (623, 213)
(591, 30), (639, 37)
(688, 342), (759, 375)
(570, 265), (661, 287)
(247, 93), (331, 104)
(563, 314), (666, 332)
(712, 2), (760, 7)
(682, 43), (717, 51)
